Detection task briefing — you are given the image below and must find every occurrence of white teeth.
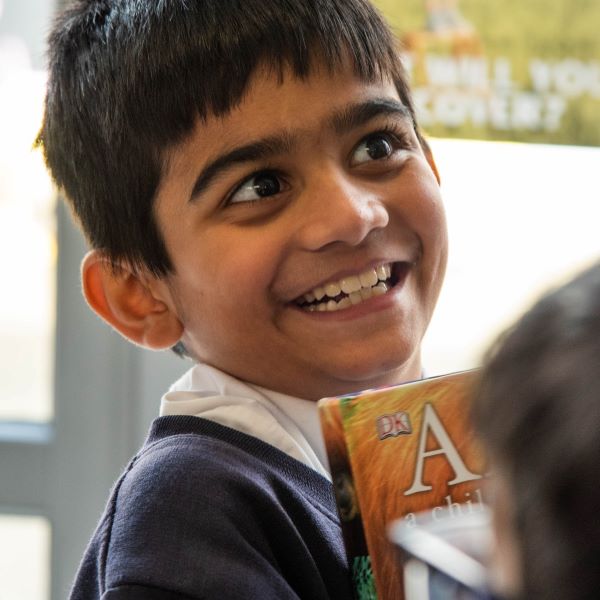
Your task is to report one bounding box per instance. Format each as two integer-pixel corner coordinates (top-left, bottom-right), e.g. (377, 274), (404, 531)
(372, 282), (388, 296)
(300, 263), (395, 312)
(340, 275), (362, 294)
(324, 282), (341, 298)
(377, 264), (391, 280)
(360, 287), (373, 300)
(337, 297), (352, 310)
(359, 269), (379, 288)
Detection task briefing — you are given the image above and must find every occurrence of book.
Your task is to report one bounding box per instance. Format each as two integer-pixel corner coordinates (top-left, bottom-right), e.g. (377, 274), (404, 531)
(318, 370), (486, 600)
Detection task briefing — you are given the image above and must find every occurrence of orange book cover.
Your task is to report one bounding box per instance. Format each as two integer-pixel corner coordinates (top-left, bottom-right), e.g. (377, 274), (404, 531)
(318, 370), (486, 600)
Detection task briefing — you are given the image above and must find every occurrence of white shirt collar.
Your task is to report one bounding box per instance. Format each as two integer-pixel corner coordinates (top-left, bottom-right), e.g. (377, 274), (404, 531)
(160, 363), (331, 479)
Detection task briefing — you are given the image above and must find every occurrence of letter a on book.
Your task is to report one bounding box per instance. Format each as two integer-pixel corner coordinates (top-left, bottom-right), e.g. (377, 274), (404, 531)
(404, 403), (482, 496)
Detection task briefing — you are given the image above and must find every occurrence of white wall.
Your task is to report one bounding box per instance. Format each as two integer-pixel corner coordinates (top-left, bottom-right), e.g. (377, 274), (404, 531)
(423, 138), (600, 375)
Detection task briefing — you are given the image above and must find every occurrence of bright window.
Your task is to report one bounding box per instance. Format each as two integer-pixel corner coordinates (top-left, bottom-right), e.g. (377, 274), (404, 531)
(0, 3), (55, 422)
(423, 138), (600, 374)
(0, 514), (51, 600)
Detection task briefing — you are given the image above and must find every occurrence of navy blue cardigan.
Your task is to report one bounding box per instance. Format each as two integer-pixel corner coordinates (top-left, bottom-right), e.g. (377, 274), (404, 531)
(69, 416), (353, 599)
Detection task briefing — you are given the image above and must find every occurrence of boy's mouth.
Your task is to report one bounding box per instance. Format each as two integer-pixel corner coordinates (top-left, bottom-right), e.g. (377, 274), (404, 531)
(294, 262), (405, 312)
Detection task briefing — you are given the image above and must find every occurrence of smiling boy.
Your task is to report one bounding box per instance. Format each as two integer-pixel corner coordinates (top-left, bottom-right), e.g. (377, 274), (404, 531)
(123, 64), (446, 399)
(39, 0), (447, 598)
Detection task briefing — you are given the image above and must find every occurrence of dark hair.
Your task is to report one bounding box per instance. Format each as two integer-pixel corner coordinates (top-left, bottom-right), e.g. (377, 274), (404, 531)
(38, 0), (419, 276)
(472, 261), (600, 600)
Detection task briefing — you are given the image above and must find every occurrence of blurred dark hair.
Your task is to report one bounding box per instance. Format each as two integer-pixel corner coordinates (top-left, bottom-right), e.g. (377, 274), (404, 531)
(37, 0), (420, 276)
(472, 261), (600, 600)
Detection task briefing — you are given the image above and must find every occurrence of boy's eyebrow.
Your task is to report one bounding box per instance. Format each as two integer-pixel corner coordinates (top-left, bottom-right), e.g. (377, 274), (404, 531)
(330, 98), (411, 135)
(189, 97), (411, 202)
(190, 135), (294, 202)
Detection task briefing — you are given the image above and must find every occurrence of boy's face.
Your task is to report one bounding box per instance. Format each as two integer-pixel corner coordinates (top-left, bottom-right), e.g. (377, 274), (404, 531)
(153, 61), (447, 399)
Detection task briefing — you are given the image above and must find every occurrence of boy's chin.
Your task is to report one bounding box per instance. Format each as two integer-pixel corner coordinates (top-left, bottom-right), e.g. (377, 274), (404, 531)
(308, 353), (423, 399)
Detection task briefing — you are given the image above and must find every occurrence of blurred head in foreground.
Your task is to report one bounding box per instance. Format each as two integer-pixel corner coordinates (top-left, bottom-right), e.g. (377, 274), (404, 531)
(473, 261), (600, 600)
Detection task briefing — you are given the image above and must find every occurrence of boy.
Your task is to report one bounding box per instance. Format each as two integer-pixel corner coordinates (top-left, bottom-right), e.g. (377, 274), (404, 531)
(472, 261), (600, 600)
(39, 0), (448, 597)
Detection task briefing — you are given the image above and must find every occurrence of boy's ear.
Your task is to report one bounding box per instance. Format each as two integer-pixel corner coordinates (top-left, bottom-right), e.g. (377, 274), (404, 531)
(81, 250), (184, 350)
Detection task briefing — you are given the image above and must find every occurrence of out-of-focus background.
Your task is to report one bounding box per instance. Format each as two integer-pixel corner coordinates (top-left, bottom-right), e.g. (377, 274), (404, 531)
(0, 1), (598, 598)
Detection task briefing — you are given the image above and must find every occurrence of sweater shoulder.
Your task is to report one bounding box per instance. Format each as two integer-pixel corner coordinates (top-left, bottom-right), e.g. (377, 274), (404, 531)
(133, 415), (339, 513)
(71, 416), (352, 600)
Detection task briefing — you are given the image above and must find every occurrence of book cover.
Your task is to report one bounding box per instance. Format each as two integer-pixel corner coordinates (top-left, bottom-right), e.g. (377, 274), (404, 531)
(318, 370), (486, 600)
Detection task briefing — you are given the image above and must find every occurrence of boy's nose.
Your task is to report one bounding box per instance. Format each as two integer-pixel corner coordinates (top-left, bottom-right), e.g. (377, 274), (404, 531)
(296, 173), (390, 251)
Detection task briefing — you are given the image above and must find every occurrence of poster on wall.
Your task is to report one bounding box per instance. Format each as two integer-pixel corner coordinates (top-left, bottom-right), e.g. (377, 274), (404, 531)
(375, 0), (600, 146)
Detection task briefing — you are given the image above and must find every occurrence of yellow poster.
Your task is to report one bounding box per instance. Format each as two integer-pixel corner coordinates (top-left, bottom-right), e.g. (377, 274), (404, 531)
(375, 0), (600, 146)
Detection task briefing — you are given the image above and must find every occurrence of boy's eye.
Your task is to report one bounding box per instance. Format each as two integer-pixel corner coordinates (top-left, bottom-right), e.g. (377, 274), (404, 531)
(351, 133), (395, 166)
(228, 171), (285, 204)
